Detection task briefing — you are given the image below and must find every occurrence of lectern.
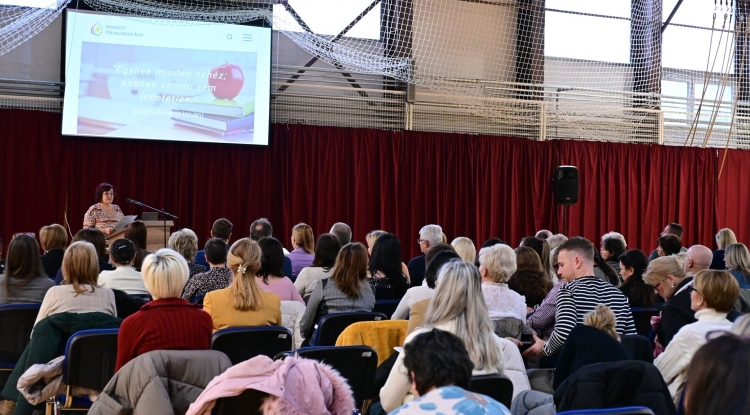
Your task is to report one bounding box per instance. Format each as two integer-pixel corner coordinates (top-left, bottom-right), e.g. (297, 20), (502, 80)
(106, 220), (174, 251)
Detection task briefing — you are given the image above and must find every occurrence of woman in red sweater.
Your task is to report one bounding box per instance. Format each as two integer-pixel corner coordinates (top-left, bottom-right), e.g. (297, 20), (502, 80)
(115, 248), (212, 371)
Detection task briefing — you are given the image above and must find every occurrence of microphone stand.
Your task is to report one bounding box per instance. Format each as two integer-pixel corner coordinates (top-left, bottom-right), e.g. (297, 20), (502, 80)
(126, 198), (178, 248)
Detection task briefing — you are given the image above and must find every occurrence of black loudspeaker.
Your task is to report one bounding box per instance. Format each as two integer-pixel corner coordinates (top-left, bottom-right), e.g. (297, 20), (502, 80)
(553, 166), (579, 205)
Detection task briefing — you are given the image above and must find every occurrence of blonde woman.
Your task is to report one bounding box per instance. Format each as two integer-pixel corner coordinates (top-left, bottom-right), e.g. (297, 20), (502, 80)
(643, 256), (696, 353)
(724, 243), (750, 289)
(451, 237), (477, 264)
(35, 241), (116, 327)
(288, 223), (315, 279)
(379, 261), (530, 412)
(711, 228), (738, 269)
(203, 238), (282, 332)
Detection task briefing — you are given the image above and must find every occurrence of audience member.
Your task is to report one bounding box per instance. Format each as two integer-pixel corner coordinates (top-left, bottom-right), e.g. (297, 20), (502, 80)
(300, 243), (375, 340)
(38, 224), (67, 279)
(287, 223), (315, 280)
(520, 236), (554, 284)
(389, 329), (512, 415)
(194, 218), (232, 270)
(115, 248), (212, 371)
(98, 238), (149, 296)
(450, 236), (476, 264)
(403, 248), (460, 333)
(617, 249), (654, 307)
(203, 238), (282, 332)
(710, 227), (737, 270)
(366, 230), (387, 257)
(508, 246), (552, 308)
(295, 234), (340, 299)
(368, 233), (410, 300)
(329, 222), (352, 248)
(644, 255), (696, 353)
(523, 237), (635, 358)
(407, 224), (442, 288)
(648, 222), (685, 261)
(545, 234), (567, 252)
(479, 244), (525, 320)
(249, 217), (292, 276)
(55, 228), (114, 284)
(379, 260), (529, 413)
(593, 252), (620, 286)
(684, 245), (713, 277)
(526, 246), (564, 340)
(255, 237), (304, 303)
(167, 228), (206, 278)
(181, 238), (232, 303)
(124, 221), (152, 271)
(600, 233), (626, 276)
(655, 269), (738, 404)
(724, 243), (750, 289)
(36, 241), (117, 327)
(393, 244), (455, 321)
(535, 229), (553, 240)
(0, 234), (53, 304)
(658, 235), (683, 256)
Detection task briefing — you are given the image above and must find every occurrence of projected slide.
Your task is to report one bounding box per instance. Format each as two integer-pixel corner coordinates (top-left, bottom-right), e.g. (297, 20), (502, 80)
(62, 10), (272, 146)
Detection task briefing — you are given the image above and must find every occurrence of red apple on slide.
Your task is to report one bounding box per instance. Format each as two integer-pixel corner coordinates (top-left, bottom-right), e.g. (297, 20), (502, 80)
(208, 63), (244, 100)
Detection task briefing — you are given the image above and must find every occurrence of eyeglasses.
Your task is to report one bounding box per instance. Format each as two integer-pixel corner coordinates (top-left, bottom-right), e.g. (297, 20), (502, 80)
(417, 239), (426, 244)
(652, 282), (662, 290)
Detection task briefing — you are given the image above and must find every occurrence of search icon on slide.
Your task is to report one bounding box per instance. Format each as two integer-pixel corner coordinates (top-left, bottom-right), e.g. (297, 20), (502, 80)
(226, 34), (233, 40)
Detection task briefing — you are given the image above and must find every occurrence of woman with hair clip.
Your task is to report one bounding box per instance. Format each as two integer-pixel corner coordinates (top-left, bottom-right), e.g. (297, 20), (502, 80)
(724, 243), (750, 289)
(618, 249), (654, 307)
(203, 238), (282, 332)
(0, 234), (54, 304)
(368, 233), (410, 300)
(300, 242), (375, 340)
(295, 234), (340, 299)
(378, 260), (530, 413)
(255, 237), (304, 304)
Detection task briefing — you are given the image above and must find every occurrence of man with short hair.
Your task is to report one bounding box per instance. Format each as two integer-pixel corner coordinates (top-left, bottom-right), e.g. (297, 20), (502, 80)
(249, 217), (292, 277)
(329, 222), (352, 248)
(407, 224), (443, 288)
(524, 237), (635, 357)
(684, 245), (713, 277)
(195, 218), (233, 270)
(182, 237), (232, 303)
(648, 222), (685, 261)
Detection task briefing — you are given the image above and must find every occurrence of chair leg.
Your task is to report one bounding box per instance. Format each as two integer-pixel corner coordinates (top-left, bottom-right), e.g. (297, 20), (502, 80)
(64, 385), (73, 408)
(45, 397), (60, 415)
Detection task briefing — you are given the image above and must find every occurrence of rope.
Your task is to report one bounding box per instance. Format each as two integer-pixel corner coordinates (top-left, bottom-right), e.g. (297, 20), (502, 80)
(702, 10), (736, 148)
(719, 10), (749, 180)
(686, 10), (720, 146)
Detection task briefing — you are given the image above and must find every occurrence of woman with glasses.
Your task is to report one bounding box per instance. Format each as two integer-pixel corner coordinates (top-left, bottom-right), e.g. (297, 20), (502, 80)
(643, 256), (696, 355)
(654, 270), (738, 405)
(83, 182), (124, 235)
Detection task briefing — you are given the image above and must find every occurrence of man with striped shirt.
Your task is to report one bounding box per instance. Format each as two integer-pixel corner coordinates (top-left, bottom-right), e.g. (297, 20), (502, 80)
(523, 237), (636, 357)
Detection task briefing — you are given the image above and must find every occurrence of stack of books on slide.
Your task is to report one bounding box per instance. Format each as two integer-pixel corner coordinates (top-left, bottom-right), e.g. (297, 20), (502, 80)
(171, 94), (255, 138)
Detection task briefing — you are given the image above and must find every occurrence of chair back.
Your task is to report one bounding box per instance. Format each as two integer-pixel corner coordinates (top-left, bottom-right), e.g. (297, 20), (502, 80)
(373, 299), (400, 319)
(469, 374), (514, 408)
(556, 407), (655, 415)
(0, 303), (41, 368)
(212, 388), (267, 415)
(335, 320), (407, 365)
(312, 311), (387, 346)
(293, 345), (378, 407)
(630, 308), (659, 337)
(211, 326), (293, 365)
(62, 328), (119, 391)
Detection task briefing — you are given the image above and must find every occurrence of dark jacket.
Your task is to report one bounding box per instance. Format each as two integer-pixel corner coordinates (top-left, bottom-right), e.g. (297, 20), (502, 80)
(0, 312), (122, 415)
(657, 277), (695, 348)
(554, 360), (677, 415)
(553, 325), (630, 390)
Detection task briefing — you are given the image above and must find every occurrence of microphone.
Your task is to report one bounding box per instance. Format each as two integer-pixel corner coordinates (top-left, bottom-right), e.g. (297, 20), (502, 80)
(126, 198), (145, 207)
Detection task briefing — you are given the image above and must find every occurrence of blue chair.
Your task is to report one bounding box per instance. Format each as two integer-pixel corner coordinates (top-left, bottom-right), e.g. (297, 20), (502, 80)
(54, 329), (119, 411)
(0, 304), (41, 371)
(211, 326), (293, 365)
(556, 407), (655, 415)
(312, 311), (388, 346)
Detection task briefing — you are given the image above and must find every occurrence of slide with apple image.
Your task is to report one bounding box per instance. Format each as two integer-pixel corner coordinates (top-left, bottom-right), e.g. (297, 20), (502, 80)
(74, 42), (259, 144)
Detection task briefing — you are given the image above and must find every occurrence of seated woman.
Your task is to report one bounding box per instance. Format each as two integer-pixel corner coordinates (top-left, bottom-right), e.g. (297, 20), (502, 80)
(54, 229), (115, 284)
(478, 244), (526, 325)
(294, 234), (340, 300)
(655, 269), (739, 404)
(35, 241), (117, 327)
(300, 243), (375, 340)
(394, 244), (457, 322)
(600, 232), (626, 277)
(255, 237), (304, 304)
(526, 246), (564, 340)
(379, 260), (530, 413)
(368, 234), (410, 300)
(644, 256), (696, 354)
(618, 249), (654, 307)
(39, 224), (67, 279)
(520, 236), (554, 284)
(451, 236), (477, 264)
(366, 230), (410, 279)
(115, 248), (212, 371)
(167, 228), (206, 278)
(82, 183), (123, 235)
(124, 221), (152, 271)
(724, 243), (750, 289)
(0, 234), (54, 304)
(203, 238), (282, 332)
(508, 246), (552, 309)
(287, 223), (315, 280)
(98, 238), (149, 296)
(711, 228), (737, 270)
(658, 234), (683, 257)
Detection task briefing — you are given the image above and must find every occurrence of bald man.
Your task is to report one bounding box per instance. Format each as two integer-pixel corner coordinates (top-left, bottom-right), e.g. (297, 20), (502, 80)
(684, 245), (713, 277)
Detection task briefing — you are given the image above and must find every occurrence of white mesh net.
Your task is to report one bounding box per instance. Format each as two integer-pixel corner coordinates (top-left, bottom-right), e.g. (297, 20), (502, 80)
(2, 0), (748, 147)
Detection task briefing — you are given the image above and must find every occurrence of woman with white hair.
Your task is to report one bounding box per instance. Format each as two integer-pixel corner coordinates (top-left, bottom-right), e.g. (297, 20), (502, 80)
(115, 248), (212, 371)
(378, 261), (530, 413)
(479, 244), (526, 322)
(167, 228), (206, 278)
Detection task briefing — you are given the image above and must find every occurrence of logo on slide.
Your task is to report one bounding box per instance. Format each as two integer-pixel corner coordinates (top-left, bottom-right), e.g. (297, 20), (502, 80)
(91, 22), (103, 36)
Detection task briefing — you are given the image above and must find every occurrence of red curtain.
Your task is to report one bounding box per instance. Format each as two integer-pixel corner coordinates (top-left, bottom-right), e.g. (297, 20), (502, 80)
(0, 108), (745, 260)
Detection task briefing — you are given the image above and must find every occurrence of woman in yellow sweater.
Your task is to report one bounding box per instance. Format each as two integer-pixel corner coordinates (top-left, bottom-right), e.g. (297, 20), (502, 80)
(203, 238), (282, 332)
